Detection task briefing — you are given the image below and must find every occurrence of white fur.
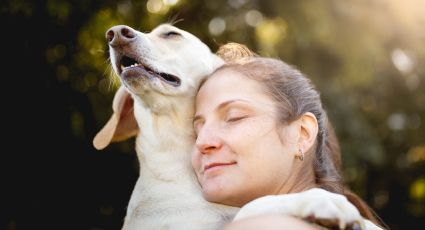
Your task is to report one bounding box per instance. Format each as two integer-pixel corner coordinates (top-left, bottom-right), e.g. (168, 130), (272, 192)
(108, 24), (237, 229)
(104, 24), (379, 230)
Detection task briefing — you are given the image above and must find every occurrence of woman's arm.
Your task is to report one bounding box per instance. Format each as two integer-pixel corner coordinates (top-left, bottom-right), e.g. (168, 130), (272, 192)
(222, 214), (320, 230)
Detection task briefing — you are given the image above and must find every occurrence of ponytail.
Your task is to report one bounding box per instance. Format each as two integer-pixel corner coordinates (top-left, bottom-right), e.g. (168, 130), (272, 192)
(322, 120), (386, 228)
(314, 115), (343, 195)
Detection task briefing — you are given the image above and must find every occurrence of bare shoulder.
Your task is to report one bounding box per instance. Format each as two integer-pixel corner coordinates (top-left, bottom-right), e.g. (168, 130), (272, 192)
(222, 214), (322, 230)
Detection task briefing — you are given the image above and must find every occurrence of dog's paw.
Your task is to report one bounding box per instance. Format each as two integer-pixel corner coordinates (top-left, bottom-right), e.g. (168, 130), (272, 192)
(234, 188), (365, 230)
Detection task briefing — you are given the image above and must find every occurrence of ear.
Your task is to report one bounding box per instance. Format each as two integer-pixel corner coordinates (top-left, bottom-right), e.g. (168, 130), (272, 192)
(93, 86), (139, 150)
(298, 112), (319, 153)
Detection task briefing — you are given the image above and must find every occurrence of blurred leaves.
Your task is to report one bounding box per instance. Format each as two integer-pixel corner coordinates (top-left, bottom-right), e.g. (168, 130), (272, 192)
(5, 0), (423, 229)
(72, 0), (425, 228)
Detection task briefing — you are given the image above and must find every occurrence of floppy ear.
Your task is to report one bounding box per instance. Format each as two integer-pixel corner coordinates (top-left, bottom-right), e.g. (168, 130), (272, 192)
(93, 86), (139, 150)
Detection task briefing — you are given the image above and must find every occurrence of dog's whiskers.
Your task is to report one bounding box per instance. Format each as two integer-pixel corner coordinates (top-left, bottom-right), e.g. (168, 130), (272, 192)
(168, 14), (184, 26)
(99, 60), (120, 92)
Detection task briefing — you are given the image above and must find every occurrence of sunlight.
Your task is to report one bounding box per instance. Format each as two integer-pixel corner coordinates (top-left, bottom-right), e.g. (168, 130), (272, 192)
(255, 17), (287, 55)
(209, 17), (226, 36)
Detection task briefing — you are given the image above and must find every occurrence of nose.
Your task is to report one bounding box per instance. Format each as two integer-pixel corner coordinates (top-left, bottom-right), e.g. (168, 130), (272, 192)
(195, 125), (222, 154)
(105, 25), (137, 46)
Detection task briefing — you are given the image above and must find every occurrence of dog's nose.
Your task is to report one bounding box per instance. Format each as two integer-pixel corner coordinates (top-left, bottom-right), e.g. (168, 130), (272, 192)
(106, 25), (136, 46)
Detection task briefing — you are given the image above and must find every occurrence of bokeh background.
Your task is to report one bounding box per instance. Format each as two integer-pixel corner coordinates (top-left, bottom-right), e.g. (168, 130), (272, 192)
(3, 0), (425, 229)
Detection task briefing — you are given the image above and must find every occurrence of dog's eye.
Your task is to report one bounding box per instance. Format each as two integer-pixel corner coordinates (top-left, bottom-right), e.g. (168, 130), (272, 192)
(162, 31), (181, 38)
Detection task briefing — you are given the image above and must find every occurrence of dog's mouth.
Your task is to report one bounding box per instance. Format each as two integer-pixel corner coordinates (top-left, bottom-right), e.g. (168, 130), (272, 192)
(118, 55), (181, 87)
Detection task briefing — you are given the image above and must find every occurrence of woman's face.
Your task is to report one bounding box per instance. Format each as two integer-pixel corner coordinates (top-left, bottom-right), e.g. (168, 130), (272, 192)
(192, 69), (300, 207)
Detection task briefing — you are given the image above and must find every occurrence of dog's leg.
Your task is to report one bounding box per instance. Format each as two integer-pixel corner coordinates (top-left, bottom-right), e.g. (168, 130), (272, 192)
(233, 188), (382, 230)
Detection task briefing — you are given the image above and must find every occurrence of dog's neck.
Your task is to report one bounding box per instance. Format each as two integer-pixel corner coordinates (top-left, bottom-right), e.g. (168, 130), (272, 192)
(123, 94), (238, 229)
(133, 95), (196, 179)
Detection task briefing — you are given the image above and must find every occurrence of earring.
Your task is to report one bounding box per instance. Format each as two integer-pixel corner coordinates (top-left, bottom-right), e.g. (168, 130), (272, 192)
(296, 148), (304, 161)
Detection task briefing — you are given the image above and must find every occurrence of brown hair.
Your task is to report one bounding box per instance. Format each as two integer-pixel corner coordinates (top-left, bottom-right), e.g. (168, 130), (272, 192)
(215, 43), (385, 227)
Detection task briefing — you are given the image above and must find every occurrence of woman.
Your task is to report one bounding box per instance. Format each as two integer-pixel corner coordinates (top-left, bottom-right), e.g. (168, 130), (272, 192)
(191, 44), (385, 229)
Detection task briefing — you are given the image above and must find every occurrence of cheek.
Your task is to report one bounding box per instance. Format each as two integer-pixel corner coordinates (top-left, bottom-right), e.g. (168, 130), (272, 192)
(191, 149), (201, 173)
(242, 130), (292, 177)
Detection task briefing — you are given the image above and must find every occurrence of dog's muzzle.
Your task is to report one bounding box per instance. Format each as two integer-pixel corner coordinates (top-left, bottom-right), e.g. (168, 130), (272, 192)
(118, 55), (181, 87)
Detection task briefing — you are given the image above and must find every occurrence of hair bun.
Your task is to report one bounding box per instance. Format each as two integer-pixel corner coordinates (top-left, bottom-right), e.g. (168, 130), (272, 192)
(216, 42), (257, 62)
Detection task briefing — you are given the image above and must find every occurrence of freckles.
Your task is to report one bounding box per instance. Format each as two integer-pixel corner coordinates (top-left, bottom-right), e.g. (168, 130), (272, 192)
(242, 119), (271, 141)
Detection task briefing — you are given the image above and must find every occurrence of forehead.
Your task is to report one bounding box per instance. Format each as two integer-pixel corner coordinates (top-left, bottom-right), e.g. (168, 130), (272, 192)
(152, 24), (176, 32)
(201, 69), (253, 93)
(196, 69), (271, 107)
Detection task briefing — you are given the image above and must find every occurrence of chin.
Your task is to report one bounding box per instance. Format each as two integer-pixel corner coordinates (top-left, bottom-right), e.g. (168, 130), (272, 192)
(201, 175), (246, 206)
(202, 187), (245, 207)
(202, 183), (228, 203)
(202, 185), (223, 202)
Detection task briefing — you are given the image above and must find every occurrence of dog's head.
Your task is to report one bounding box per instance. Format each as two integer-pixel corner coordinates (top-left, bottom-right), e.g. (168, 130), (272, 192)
(108, 24), (222, 101)
(93, 24), (223, 150)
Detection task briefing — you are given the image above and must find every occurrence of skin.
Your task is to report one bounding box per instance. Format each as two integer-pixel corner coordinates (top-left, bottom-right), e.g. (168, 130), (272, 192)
(191, 69), (319, 207)
(221, 214), (317, 230)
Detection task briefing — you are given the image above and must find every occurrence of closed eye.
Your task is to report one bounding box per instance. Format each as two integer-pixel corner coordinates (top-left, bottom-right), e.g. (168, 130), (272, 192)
(226, 116), (248, 123)
(162, 31), (181, 38)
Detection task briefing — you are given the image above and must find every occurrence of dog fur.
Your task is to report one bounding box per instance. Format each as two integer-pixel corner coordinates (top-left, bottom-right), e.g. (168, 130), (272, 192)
(94, 24), (371, 230)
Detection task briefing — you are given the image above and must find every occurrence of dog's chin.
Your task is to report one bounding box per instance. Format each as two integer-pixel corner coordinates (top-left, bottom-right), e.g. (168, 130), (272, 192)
(120, 68), (153, 93)
(120, 64), (181, 87)
(121, 66), (153, 82)
(120, 66), (183, 96)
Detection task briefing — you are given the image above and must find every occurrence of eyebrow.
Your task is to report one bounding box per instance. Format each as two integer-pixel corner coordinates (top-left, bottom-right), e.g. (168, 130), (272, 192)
(193, 99), (249, 123)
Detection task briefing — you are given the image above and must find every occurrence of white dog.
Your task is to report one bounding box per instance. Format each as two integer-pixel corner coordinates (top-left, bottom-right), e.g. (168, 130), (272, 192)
(93, 24), (371, 230)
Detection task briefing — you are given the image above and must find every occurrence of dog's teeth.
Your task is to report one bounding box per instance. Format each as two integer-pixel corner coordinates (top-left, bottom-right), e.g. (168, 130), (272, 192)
(120, 63), (142, 71)
(128, 63), (139, 68)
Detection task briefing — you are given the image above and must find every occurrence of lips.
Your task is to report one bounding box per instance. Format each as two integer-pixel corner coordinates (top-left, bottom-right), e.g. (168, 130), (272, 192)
(116, 55), (181, 86)
(204, 162), (236, 172)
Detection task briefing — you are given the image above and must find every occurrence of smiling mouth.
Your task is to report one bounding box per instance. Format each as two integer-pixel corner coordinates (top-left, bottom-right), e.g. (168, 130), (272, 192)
(118, 55), (181, 86)
(204, 162), (237, 172)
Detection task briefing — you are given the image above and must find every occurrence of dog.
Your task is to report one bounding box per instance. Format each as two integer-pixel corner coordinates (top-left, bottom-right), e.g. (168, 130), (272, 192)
(93, 24), (370, 230)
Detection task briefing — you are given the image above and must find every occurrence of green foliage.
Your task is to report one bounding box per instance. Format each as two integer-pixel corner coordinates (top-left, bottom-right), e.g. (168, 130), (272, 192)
(6, 0), (423, 228)
(76, 0), (425, 227)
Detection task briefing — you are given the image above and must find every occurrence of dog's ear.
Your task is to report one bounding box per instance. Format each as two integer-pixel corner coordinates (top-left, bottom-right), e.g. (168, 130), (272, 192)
(93, 86), (139, 150)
